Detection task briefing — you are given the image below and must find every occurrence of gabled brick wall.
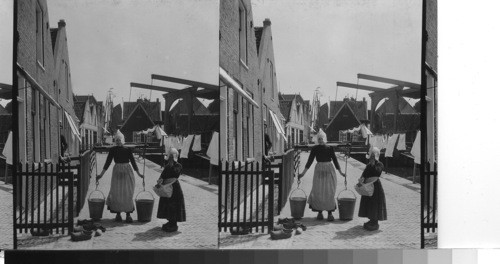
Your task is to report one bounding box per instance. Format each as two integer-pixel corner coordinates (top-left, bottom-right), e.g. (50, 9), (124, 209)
(17, 0), (59, 163)
(220, 0), (263, 162)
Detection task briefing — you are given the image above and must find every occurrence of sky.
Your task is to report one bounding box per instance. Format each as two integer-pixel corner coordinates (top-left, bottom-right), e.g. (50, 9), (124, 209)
(48, 0), (219, 109)
(251, 0), (422, 109)
(0, 0), (13, 107)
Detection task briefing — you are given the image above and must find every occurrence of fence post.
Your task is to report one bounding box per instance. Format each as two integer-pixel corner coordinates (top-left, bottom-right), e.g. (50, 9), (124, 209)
(268, 171), (274, 233)
(68, 172), (74, 233)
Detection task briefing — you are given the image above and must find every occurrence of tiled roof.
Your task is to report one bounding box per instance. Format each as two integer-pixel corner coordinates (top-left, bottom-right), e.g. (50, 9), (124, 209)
(74, 101), (86, 124)
(207, 99), (220, 113)
(74, 95), (98, 105)
(330, 99), (368, 121)
(317, 103), (329, 128)
(375, 98), (417, 114)
(0, 104), (10, 115)
(279, 101), (292, 121)
(254, 27), (263, 55)
(50, 28), (58, 51)
(169, 97), (212, 115)
(0, 115), (11, 145)
(123, 99), (162, 122)
(279, 93), (295, 101)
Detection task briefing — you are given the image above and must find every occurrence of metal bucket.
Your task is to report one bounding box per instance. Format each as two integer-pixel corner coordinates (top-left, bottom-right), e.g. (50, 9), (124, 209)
(88, 190), (105, 220)
(135, 191), (155, 222)
(337, 190), (356, 221)
(289, 188), (307, 219)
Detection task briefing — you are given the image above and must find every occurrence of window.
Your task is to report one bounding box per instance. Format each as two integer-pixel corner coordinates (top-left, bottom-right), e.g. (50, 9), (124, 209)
(36, 2), (44, 66)
(263, 105), (267, 122)
(269, 61), (274, 97)
(238, 1), (247, 64)
(242, 98), (247, 158)
(339, 131), (348, 142)
(233, 91), (238, 160)
(40, 97), (46, 160)
(65, 62), (70, 100)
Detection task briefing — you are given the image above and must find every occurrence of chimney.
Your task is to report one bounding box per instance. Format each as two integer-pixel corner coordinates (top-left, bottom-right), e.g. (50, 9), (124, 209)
(58, 19), (66, 28)
(264, 18), (271, 27)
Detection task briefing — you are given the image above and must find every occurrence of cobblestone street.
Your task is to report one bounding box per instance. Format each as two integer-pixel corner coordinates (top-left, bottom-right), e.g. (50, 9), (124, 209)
(16, 153), (218, 249)
(0, 181), (13, 249)
(220, 151), (421, 249)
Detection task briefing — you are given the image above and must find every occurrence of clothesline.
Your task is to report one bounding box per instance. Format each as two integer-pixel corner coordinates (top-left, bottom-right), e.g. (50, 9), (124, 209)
(162, 131), (219, 166)
(365, 131), (419, 164)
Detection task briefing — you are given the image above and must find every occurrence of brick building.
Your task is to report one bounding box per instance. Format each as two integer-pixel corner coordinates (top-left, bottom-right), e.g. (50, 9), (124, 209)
(51, 19), (80, 156)
(425, 0), (437, 166)
(219, 0), (263, 163)
(255, 18), (286, 155)
(17, 0), (60, 164)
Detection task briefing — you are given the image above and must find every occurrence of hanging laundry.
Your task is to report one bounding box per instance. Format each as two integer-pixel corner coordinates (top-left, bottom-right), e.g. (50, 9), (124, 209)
(192, 135), (202, 152)
(371, 135), (384, 149)
(163, 136), (171, 154)
(410, 131), (421, 165)
(2, 131), (12, 165)
(180, 135), (194, 159)
(385, 134), (398, 158)
(206, 132), (219, 165)
(397, 133), (406, 151)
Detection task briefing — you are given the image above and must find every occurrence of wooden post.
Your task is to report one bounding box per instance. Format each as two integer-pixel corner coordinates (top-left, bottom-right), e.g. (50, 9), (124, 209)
(413, 162), (417, 184)
(208, 163), (213, 185)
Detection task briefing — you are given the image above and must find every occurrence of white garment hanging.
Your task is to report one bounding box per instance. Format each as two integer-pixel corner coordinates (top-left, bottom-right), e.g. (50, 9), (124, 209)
(192, 135), (202, 152)
(411, 131), (421, 164)
(180, 135), (194, 159)
(385, 134), (398, 158)
(2, 131), (12, 165)
(397, 133), (406, 150)
(164, 136), (171, 154)
(206, 132), (219, 165)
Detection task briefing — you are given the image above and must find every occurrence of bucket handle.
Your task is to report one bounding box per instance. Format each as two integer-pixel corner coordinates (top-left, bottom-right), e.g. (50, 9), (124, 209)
(290, 178), (307, 199)
(135, 190), (155, 201)
(89, 189), (105, 200)
(290, 187), (307, 199)
(337, 189), (356, 200)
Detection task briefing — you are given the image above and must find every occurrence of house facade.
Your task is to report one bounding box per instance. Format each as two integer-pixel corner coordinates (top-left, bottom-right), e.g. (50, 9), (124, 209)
(220, 0), (263, 163)
(17, 0), (60, 164)
(74, 95), (103, 150)
(51, 20), (80, 156)
(425, 0), (437, 166)
(325, 98), (368, 142)
(279, 93), (308, 146)
(121, 98), (162, 143)
(255, 19), (285, 155)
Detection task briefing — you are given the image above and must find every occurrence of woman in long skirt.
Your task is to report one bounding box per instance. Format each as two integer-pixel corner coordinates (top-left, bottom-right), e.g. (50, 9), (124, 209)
(97, 131), (144, 223)
(358, 147), (387, 231)
(157, 148), (186, 232)
(298, 129), (345, 221)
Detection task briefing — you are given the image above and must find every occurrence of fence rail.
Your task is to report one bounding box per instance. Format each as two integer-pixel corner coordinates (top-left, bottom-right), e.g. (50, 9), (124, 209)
(266, 149), (301, 214)
(14, 163), (75, 239)
(219, 161), (274, 233)
(423, 161), (437, 233)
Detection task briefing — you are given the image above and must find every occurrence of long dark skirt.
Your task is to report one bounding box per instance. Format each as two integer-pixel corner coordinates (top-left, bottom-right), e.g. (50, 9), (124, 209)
(358, 180), (387, 221)
(157, 181), (186, 222)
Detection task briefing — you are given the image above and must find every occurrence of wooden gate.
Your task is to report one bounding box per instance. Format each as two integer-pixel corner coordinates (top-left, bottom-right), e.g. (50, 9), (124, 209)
(14, 163), (75, 248)
(265, 149), (301, 214)
(219, 161), (274, 233)
(422, 161), (437, 247)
